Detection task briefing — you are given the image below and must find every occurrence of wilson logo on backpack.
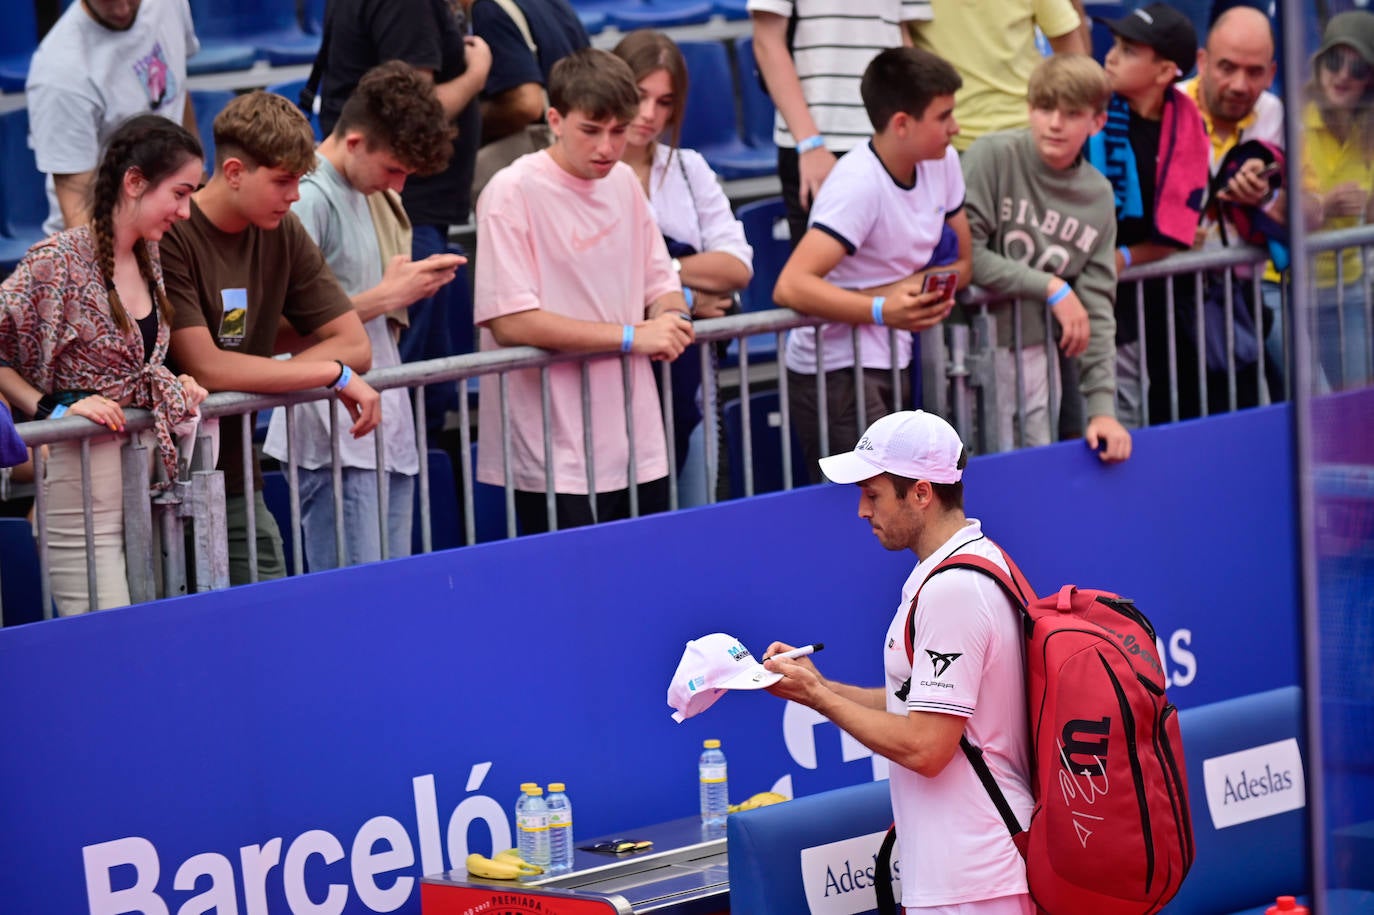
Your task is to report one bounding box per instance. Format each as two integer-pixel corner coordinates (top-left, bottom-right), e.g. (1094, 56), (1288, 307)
(876, 546), (1194, 915)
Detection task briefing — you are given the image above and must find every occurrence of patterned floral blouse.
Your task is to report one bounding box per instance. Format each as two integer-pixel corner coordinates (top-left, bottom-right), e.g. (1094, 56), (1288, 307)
(0, 226), (195, 484)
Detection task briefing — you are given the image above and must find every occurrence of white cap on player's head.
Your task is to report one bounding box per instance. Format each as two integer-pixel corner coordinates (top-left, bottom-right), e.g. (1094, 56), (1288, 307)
(818, 410), (964, 485)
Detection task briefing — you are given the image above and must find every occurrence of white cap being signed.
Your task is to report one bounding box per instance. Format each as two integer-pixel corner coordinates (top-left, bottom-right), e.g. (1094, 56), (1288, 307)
(667, 633), (782, 723)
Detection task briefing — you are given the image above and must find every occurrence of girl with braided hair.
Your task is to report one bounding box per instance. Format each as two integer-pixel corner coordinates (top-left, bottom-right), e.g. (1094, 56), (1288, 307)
(0, 113), (209, 615)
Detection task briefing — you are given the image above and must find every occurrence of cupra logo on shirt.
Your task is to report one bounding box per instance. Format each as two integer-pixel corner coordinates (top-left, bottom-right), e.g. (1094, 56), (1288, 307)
(925, 649), (962, 678)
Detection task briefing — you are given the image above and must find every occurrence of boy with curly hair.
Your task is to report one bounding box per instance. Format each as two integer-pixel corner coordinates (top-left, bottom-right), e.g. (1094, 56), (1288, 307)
(263, 61), (467, 571)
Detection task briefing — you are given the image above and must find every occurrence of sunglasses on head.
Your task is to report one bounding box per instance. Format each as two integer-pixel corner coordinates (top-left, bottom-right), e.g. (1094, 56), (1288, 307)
(1322, 47), (1373, 81)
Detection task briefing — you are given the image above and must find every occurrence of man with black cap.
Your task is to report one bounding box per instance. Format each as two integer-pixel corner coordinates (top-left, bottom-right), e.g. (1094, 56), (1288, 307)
(1085, 3), (1211, 427)
(763, 410), (1033, 914)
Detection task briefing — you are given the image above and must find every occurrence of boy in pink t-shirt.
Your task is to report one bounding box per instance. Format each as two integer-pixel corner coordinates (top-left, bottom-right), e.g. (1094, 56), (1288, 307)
(474, 48), (694, 534)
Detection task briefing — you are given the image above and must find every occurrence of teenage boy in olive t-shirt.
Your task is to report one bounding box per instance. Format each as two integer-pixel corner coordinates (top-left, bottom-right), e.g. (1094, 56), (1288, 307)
(162, 91), (382, 586)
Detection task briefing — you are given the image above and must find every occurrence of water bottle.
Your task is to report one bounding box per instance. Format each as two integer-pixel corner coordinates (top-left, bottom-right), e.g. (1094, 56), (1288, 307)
(699, 739), (728, 827)
(545, 782), (574, 874)
(516, 785), (550, 866)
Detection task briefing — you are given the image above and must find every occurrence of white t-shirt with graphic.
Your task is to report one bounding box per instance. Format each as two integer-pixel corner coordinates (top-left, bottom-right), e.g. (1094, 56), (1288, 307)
(882, 519), (1032, 908)
(785, 141), (963, 374)
(26, 0), (199, 235)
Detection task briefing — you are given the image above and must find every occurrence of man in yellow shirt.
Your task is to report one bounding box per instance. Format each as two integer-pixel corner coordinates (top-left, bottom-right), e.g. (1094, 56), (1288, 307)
(910, 0), (1089, 153)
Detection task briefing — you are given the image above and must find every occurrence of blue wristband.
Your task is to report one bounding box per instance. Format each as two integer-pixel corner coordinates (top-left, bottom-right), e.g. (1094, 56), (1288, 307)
(871, 296), (886, 326)
(1046, 283), (1071, 307)
(683, 287), (694, 312)
(796, 134), (825, 154)
(621, 324), (635, 353)
(331, 364), (353, 391)
(1118, 246), (1133, 268)
(49, 404), (68, 419)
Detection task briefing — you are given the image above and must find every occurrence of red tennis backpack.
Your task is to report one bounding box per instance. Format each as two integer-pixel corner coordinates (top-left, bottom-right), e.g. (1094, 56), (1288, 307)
(879, 548), (1194, 915)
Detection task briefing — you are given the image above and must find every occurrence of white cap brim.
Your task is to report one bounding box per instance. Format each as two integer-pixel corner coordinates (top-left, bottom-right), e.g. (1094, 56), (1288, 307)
(818, 450), (884, 485)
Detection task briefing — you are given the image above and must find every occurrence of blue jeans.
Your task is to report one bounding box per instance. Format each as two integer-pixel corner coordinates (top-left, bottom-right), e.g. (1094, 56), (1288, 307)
(297, 467), (415, 571)
(1316, 283), (1371, 390)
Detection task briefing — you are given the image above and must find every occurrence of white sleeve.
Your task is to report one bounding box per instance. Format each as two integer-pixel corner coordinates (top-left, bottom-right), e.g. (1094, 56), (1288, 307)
(682, 150), (753, 276)
(176, 0), (202, 56)
(905, 571), (997, 717)
(26, 69), (102, 176)
(808, 153), (878, 254)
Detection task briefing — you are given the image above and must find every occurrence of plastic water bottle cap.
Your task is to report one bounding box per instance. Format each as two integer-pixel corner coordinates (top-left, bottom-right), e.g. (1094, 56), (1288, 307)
(524, 786), (544, 796)
(520, 782), (537, 790)
(549, 782), (566, 792)
(703, 739), (721, 749)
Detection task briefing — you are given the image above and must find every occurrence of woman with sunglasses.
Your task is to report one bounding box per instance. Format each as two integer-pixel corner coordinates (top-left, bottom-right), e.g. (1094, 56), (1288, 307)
(0, 115), (208, 614)
(612, 31), (754, 497)
(1301, 10), (1374, 389)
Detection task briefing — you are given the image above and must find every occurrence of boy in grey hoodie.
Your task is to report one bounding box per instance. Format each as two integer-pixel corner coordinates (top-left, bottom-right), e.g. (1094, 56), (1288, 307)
(962, 53), (1132, 463)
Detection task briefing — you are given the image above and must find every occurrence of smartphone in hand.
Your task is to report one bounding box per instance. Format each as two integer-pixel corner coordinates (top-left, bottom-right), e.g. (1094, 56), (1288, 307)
(921, 270), (958, 301)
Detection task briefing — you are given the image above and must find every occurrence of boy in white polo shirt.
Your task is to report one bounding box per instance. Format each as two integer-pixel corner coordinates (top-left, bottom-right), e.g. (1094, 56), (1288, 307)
(474, 48), (693, 534)
(774, 47), (971, 482)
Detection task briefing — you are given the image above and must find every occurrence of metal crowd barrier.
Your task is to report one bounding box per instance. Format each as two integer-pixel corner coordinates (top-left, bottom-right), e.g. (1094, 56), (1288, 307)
(5, 228), (1372, 621)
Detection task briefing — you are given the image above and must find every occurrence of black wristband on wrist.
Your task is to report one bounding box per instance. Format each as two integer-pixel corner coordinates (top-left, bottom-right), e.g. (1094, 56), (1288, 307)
(33, 393), (59, 420)
(326, 360), (346, 389)
(33, 390), (93, 420)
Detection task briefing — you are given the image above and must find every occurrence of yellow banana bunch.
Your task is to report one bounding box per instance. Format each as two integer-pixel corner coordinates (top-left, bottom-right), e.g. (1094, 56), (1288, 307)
(727, 791), (790, 813)
(466, 850), (543, 879)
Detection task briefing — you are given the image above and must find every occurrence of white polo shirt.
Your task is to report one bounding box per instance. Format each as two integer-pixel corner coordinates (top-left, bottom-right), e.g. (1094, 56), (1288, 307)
(883, 519), (1032, 908)
(784, 141), (964, 374)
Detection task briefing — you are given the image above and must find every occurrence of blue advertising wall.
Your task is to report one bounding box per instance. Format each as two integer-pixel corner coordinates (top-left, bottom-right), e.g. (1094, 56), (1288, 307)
(0, 406), (1299, 915)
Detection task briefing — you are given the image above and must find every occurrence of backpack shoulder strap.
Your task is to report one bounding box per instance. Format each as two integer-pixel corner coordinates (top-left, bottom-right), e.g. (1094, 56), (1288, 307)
(899, 545), (1033, 844)
(901, 546), (1033, 665)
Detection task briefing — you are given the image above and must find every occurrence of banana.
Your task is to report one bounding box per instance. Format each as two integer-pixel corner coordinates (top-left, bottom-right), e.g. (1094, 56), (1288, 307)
(466, 852), (542, 879)
(727, 791), (791, 813)
(495, 848), (544, 874)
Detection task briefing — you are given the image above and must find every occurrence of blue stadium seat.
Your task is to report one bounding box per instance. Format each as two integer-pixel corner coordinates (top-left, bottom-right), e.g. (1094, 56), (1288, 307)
(1083, 2), (1128, 64)
(736, 196), (789, 314)
(186, 44), (258, 76)
(0, 0), (38, 92)
(677, 41), (775, 180)
(577, 10), (608, 34)
(267, 80), (324, 141)
(723, 390), (809, 498)
(734, 37), (777, 151)
(0, 108), (49, 275)
(414, 448), (462, 553)
(188, 89), (236, 174)
(713, 0), (750, 20)
(0, 517), (45, 626)
(723, 196), (789, 366)
(261, 469), (299, 574)
(188, 0), (321, 66)
(303, 0), (327, 34)
(603, 0), (716, 30)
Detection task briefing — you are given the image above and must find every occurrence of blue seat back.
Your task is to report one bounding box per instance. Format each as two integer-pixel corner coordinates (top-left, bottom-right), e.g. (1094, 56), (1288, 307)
(1165, 686), (1308, 914)
(728, 779), (894, 915)
(303, 0), (327, 33)
(724, 390), (809, 498)
(736, 196), (790, 314)
(414, 448), (462, 553)
(189, 89), (237, 174)
(678, 41), (742, 150)
(189, 0), (299, 39)
(0, 109), (49, 239)
(0, 0), (38, 63)
(261, 469), (298, 574)
(267, 80), (323, 140)
(0, 517), (45, 626)
(734, 37), (776, 149)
